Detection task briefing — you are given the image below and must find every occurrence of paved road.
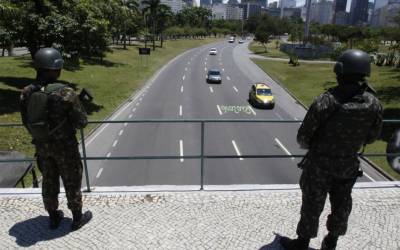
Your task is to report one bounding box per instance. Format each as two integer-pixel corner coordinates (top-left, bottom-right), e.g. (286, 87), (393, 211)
(82, 40), (387, 190)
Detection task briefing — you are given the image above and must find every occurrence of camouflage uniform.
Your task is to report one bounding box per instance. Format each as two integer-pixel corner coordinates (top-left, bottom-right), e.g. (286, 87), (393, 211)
(20, 83), (87, 212)
(296, 82), (382, 238)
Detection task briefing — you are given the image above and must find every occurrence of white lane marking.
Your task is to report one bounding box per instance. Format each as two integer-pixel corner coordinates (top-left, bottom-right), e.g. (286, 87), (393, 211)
(205, 67), (207, 71)
(364, 172), (375, 182)
(233, 86), (239, 92)
(86, 124), (109, 145)
(188, 61), (191, 65)
(209, 86), (214, 93)
(275, 113), (283, 120)
(136, 102), (140, 106)
(227, 76), (231, 81)
(248, 106), (256, 116)
(222, 68), (225, 71)
(131, 108), (136, 112)
(183, 75), (186, 80)
(96, 168), (103, 179)
(106, 152), (111, 158)
(112, 140), (118, 147)
(274, 138), (295, 161)
(179, 105), (183, 116)
(232, 140), (244, 161)
(217, 105), (222, 115)
(181, 85), (184, 93)
(139, 98), (142, 101)
(294, 117), (299, 121)
(179, 140), (184, 162)
(118, 130), (124, 136)
(204, 62), (207, 65)
(128, 114), (133, 119)
(124, 122), (128, 127)
(185, 67), (187, 71)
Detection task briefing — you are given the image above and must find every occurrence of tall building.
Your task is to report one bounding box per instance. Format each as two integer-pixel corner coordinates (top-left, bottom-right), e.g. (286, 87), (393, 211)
(242, 0), (267, 7)
(371, 0), (400, 26)
(240, 3), (262, 19)
(269, 1), (278, 8)
(310, 0), (333, 24)
(228, 0), (239, 4)
(374, 0), (388, 10)
(161, 0), (183, 13)
(226, 4), (244, 19)
(213, 0), (223, 5)
(350, 0), (369, 25)
(200, 0), (211, 7)
(211, 3), (227, 19)
(333, 0), (347, 24)
(280, 0), (296, 8)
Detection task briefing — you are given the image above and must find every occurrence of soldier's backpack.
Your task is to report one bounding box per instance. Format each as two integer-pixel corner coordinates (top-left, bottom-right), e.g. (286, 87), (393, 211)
(26, 83), (67, 142)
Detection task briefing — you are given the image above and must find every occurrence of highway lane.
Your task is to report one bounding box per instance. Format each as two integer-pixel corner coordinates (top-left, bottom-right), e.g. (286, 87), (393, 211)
(83, 39), (387, 189)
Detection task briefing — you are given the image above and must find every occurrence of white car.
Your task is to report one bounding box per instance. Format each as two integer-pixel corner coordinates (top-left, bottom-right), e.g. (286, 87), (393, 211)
(209, 48), (217, 55)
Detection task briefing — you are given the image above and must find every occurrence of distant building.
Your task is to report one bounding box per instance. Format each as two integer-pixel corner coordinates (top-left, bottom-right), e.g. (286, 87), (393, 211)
(228, 0), (239, 4)
(310, 0), (333, 24)
(332, 0), (347, 23)
(182, 0), (194, 7)
(200, 0), (211, 7)
(263, 7), (281, 16)
(226, 4), (244, 19)
(268, 1), (278, 8)
(374, 0), (388, 10)
(161, 0), (183, 13)
(371, 0), (400, 27)
(242, 0), (267, 8)
(334, 11), (348, 25)
(280, 0), (296, 8)
(349, 0), (369, 25)
(212, 3), (227, 19)
(282, 7), (302, 19)
(240, 3), (262, 19)
(213, 0), (223, 5)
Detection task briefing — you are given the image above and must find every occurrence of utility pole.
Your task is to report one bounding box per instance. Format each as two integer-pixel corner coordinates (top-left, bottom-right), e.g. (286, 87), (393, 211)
(303, 0), (312, 45)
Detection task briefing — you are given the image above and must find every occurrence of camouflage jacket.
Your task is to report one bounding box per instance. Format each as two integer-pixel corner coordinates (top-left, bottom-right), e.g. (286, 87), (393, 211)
(297, 83), (383, 177)
(20, 82), (88, 143)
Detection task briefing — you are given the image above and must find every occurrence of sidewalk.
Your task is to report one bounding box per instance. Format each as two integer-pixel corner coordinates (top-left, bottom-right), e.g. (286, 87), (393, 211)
(1, 182), (400, 249)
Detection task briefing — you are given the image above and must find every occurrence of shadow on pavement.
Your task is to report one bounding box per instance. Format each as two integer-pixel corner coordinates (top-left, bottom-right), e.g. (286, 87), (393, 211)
(9, 215), (72, 247)
(259, 233), (318, 250)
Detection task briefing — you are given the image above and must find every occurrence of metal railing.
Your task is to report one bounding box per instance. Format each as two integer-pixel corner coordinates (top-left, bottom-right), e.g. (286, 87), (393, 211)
(1, 119), (400, 192)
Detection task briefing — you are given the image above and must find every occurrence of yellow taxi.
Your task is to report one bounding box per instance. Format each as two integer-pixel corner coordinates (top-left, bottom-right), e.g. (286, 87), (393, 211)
(248, 83), (275, 109)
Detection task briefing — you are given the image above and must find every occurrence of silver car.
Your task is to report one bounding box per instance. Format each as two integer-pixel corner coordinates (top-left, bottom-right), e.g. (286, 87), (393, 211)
(207, 69), (222, 84)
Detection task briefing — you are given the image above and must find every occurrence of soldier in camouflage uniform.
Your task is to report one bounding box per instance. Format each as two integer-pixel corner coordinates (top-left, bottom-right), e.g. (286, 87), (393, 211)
(20, 48), (92, 231)
(281, 49), (383, 250)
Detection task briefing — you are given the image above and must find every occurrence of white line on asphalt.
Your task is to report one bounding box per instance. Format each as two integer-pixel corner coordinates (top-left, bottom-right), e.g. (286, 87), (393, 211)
(185, 67), (187, 71)
(232, 140), (244, 161)
(131, 108), (136, 112)
(188, 61), (191, 64)
(181, 85), (184, 93)
(179, 105), (182, 116)
(204, 62), (207, 65)
(275, 113), (283, 120)
(233, 86), (238, 92)
(294, 117), (298, 121)
(136, 102), (140, 106)
(248, 106), (256, 115)
(96, 168), (103, 179)
(227, 76), (231, 81)
(274, 138), (295, 161)
(106, 152), (111, 158)
(112, 140), (118, 147)
(183, 75), (186, 80)
(217, 105), (222, 115)
(205, 67), (207, 71)
(128, 114), (133, 119)
(364, 172), (375, 182)
(124, 122), (128, 127)
(118, 130), (124, 136)
(209, 86), (214, 93)
(179, 140), (184, 162)
(139, 98), (142, 101)
(222, 68), (225, 71)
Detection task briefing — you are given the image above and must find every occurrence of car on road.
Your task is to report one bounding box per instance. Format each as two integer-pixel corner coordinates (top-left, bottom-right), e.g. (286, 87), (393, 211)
(209, 48), (218, 55)
(228, 37), (235, 43)
(238, 40), (244, 44)
(249, 83), (275, 109)
(207, 69), (222, 84)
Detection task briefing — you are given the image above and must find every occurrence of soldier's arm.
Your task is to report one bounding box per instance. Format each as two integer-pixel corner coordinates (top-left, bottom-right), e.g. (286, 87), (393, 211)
(62, 87), (88, 129)
(297, 94), (331, 149)
(365, 101), (383, 144)
(19, 85), (35, 129)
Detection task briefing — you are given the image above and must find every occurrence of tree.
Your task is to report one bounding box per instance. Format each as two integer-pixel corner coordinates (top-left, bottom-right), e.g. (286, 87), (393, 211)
(142, 0), (164, 50)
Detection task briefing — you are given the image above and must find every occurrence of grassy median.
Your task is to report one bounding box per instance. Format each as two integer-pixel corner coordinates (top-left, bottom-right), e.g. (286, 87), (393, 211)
(249, 40), (290, 59)
(0, 38), (221, 185)
(252, 59), (400, 180)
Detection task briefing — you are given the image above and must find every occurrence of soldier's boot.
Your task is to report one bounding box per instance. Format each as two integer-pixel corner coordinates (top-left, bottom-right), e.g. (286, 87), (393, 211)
(280, 236), (310, 250)
(49, 210), (64, 230)
(321, 233), (339, 250)
(71, 209), (92, 231)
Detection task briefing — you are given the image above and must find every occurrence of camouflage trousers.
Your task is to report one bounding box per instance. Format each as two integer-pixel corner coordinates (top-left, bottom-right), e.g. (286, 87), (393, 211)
(35, 139), (83, 212)
(296, 165), (357, 238)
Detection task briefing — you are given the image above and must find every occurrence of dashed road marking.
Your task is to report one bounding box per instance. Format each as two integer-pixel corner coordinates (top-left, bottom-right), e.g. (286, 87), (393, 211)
(179, 105), (182, 116)
(217, 105), (222, 115)
(128, 114), (133, 119)
(222, 68), (225, 71)
(205, 67), (207, 71)
(139, 98), (142, 101)
(185, 67), (187, 71)
(131, 108), (136, 112)
(232, 140), (244, 161)
(112, 140), (118, 147)
(124, 123), (128, 127)
(181, 85), (184, 93)
(274, 138), (294, 161)
(106, 152), (111, 158)
(96, 168), (103, 179)
(179, 140), (184, 162)
(209, 86), (214, 93)
(227, 76), (231, 81)
(183, 75), (186, 80)
(233, 86), (238, 92)
(136, 102), (140, 106)
(118, 130), (124, 136)
(204, 62), (207, 65)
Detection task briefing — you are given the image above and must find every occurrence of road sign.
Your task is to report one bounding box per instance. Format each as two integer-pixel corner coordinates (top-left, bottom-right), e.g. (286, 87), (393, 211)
(386, 129), (400, 174)
(139, 47), (150, 55)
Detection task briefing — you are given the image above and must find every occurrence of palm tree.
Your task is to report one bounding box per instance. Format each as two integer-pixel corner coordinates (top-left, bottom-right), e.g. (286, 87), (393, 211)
(156, 4), (172, 48)
(141, 0), (162, 50)
(120, 0), (139, 49)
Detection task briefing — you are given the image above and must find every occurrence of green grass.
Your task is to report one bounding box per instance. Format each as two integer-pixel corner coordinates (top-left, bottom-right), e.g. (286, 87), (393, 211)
(252, 59), (400, 180)
(0, 38), (221, 186)
(249, 40), (290, 59)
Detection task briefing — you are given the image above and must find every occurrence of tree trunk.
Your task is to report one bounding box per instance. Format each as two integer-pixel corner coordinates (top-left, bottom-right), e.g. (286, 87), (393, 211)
(160, 33), (164, 48)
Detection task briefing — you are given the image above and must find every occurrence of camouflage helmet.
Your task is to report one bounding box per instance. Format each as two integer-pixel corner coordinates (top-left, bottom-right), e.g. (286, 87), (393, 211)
(334, 49), (371, 77)
(34, 48), (64, 70)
